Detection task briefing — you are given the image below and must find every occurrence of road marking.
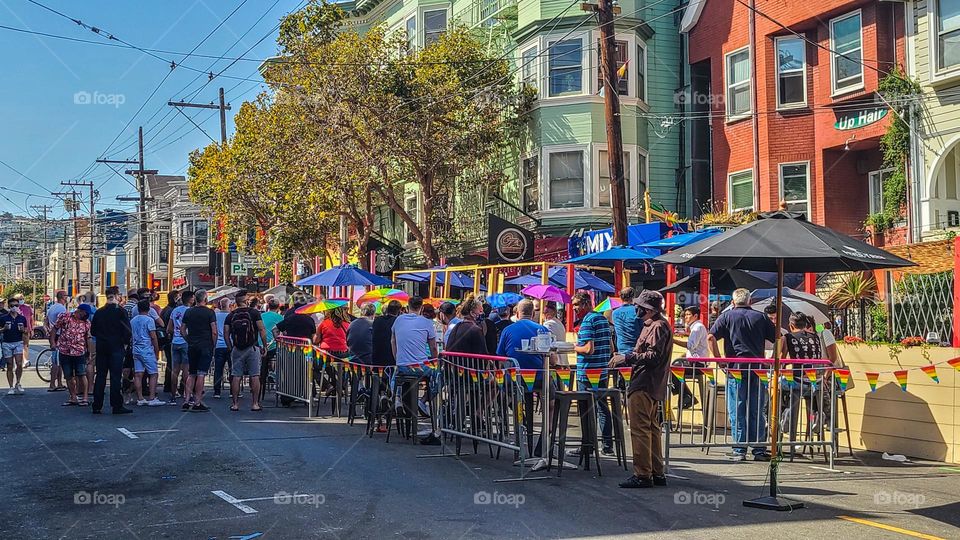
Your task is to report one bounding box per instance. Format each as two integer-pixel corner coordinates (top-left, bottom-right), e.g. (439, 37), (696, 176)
(212, 490), (258, 514)
(665, 473), (689, 480)
(239, 420), (324, 424)
(229, 534), (263, 540)
(939, 466), (960, 473)
(236, 496), (279, 503)
(117, 428), (138, 439)
(837, 516), (946, 540)
(809, 466), (852, 474)
(131, 429), (179, 434)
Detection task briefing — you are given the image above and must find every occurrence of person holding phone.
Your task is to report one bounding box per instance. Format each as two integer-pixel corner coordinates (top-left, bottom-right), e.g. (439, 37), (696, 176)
(0, 297), (30, 395)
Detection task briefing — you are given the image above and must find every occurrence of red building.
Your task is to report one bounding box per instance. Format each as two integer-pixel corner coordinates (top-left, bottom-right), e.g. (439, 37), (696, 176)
(681, 0), (906, 241)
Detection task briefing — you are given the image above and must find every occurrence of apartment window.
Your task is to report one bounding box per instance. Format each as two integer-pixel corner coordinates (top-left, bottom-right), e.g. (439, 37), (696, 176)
(597, 40), (629, 95)
(597, 150), (631, 208)
(158, 230), (169, 264)
(830, 11), (863, 94)
(521, 46), (539, 94)
(423, 9), (447, 46)
(869, 169), (892, 214)
(404, 194), (419, 243)
(180, 219), (209, 255)
(636, 43), (646, 102)
(522, 156), (540, 213)
(725, 48), (751, 118)
(548, 39), (583, 97)
(637, 153), (647, 205)
(937, 0), (960, 71)
(779, 163), (809, 215)
(405, 16), (416, 51)
(548, 150), (584, 208)
(729, 170), (754, 212)
(776, 37), (806, 108)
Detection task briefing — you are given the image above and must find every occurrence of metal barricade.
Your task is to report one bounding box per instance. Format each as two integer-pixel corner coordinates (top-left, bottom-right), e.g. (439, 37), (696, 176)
(274, 337), (316, 417)
(423, 352), (531, 481)
(664, 358), (839, 470)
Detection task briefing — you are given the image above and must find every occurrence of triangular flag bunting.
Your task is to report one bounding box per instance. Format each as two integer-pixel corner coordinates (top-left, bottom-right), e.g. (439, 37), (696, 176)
(494, 370), (505, 386)
(782, 371), (794, 384)
(727, 369), (742, 382)
(865, 372), (879, 392)
(835, 369), (850, 391)
(804, 369), (818, 384)
(921, 364), (940, 383)
(519, 369), (538, 392)
(699, 367), (715, 385)
(894, 370), (909, 392)
(947, 358), (960, 372)
(584, 368), (604, 389)
(670, 366), (685, 381)
(754, 369), (769, 385)
(457, 366), (465, 376)
(469, 370), (479, 383)
(619, 366), (633, 385)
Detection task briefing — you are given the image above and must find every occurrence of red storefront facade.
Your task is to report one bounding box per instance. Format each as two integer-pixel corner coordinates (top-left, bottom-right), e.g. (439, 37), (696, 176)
(681, 0), (906, 241)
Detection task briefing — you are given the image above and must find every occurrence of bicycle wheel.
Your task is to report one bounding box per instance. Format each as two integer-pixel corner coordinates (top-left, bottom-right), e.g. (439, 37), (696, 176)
(35, 348), (54, 383)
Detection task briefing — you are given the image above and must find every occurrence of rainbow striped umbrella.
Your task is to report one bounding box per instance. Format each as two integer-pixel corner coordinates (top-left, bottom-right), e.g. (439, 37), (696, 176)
(594, 297), (624, 312)
(424, 297), (460, 308)
(295, 298), (348, 314)
(356, 288), (409, 305)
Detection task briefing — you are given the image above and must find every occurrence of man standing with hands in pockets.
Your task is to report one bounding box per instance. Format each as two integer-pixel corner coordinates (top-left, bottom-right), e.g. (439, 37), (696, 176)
(609, 290), (673, 489)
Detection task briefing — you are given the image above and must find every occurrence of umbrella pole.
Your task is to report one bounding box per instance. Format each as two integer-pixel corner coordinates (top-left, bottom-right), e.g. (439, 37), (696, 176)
(540, 263), (549, 324)
(744, 258), (804, 511)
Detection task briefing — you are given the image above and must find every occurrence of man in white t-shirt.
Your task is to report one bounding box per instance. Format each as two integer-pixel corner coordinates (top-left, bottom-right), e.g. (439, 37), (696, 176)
(165, 290), (195, 404)
(391, 297), (438, 367)
(45, 290), (69, 392)
(671, 306), (708, 408)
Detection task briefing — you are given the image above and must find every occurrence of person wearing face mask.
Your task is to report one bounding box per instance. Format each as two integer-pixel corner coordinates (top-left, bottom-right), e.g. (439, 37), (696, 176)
(0, 298), (30, 395)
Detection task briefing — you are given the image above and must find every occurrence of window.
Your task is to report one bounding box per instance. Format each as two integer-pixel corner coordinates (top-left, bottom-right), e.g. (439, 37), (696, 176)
(405, 16), (416, 51)
(937, 0), (960, 71)
(158, 230), (169, 264)
(548, 151), (584, 208)
(548, 39), (583, 97)
(728, 170), (754, 212)
(597, 150), (631, 208)
(637, 153), (647, 206)
(776, 37), (806, 108)
(830, 11), (863, 94)
(869, 169), (892, 214)
(179, 219), (209, 255)
(423, 9), (447, 46)
(779, 163), (809, 215)
(636, 43), (646, 102)
(522, 156), (540, 213)
(521, 46), (539, 94)
(597, 40), (629, 96)
(404, 194), (419, 243)
(725, 48), (751, 118)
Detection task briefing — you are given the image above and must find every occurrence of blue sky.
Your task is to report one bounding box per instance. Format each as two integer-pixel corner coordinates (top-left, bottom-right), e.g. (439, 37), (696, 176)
(0, 0), (302, 220)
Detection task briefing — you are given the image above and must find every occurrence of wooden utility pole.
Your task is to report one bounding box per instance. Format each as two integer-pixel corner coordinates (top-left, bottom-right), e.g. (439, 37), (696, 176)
(53, 191), (82, 292)
(585, 0), (628, 246)
(30, 204), (51, 304)
(169, 88), (231, 286)
(61, 180), (95, 292)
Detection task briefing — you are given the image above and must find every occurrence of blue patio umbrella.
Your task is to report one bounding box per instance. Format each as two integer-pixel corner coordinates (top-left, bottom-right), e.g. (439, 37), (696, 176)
(486, 292), (524, 309)
(296, 264), (393, 287)
(395, 267), (487, 290)
(640, 228), (724, 250)
(503, 267), (616, 293)
(562, 246), (660, 266)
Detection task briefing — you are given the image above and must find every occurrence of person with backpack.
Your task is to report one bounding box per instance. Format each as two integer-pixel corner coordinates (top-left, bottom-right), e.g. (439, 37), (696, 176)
(224, 290), (267, 412)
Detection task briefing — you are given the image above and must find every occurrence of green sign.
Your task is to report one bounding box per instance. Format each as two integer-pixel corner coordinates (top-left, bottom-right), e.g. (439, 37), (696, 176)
(835, 107), (888, 130)
(230, 263), (248, 276)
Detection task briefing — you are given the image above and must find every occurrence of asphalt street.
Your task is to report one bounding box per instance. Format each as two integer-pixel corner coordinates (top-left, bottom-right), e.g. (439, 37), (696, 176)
(1, 373), (959, 539)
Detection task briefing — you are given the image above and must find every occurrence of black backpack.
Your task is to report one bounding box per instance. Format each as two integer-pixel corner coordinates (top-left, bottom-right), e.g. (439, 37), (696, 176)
(230, 310), (257, 349)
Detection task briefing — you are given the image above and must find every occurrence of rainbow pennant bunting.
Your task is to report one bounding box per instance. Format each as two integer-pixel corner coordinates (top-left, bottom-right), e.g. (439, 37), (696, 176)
(782, 371), (794, 384)
(584, 368), (604, 389)
(670, 366), (686, 381)
(457, 366), (465, 376)
(947, 358), (960, 372)
(619, 367), (633, 385)
(519, 369), (539, 392)
(699, 367), (715, 385)
(494, 370), (505, 386)
(469, 370), (479, 383)
(865, 372), (879, 392)
(894, 370), (909, 392)
(921, 364), (940, 384)
(835, 369), (850, 391)
(753, 369), (769, 385)
(555, 366), (573, 387)
(727, 369), (742, 383)
(804, 369), (818, 384)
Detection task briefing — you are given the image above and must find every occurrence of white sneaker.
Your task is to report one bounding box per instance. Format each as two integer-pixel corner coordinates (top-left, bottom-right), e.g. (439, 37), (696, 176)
(15, 384), (24, 394)
(147, 398), (166, 407)
(136, 399), (148, 406)
(6, 388), (15, 396)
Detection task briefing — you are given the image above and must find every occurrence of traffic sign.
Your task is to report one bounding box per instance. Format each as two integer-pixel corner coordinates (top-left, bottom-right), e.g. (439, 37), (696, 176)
(231, 263), (248, 276)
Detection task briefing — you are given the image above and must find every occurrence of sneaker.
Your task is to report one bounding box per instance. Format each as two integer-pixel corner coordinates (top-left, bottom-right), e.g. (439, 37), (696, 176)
(417, 399), (431, 418)
(419, 433), (441, 446)
(147, 398), (166, 407)
(565, 447), (582, 458)
(652, 475), (667, 486)
(619, 475), (654, 488)
(137, 399), (149, 406)
(181, 401), (192, 411)
(601, 447), (616, 456)
(168, 398), (179, 406)
(726, 452), (746, 462)
(191, 403), (210, 412)
(753, 452), (772, 462)
(15, 384), (24, 394)
(6, 388), (15, 395)
(213, 393), (221, 399)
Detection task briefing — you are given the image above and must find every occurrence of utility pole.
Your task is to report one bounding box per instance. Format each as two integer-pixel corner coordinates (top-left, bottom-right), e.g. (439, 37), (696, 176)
(61, 180), (95, 292)
(584, 0), (627, 247)
(30, 204), (51, 304)
(98, 129), (156, 289)
(169, 88), (231, 286)
(53, 191), (82, 292)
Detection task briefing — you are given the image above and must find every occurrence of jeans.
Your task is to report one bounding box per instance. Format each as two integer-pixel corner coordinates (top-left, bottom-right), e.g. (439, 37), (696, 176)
(92, 343), (124, 412)
(578, 374), (613, 450)
(731, 371), (767, 455)
(213, 347), (229, 395)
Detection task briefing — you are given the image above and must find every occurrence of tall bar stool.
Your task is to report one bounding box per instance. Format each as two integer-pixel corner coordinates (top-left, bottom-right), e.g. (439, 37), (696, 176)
(549, 390), (602, 477)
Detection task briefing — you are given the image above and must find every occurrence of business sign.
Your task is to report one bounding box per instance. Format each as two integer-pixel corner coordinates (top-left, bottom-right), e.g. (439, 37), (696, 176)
(368, 237), (402, 276)
(834, 107), (887, 131)
(488, 214), (534, 264)
(567, 222), (679, 258)
(230, 263), (248, 276)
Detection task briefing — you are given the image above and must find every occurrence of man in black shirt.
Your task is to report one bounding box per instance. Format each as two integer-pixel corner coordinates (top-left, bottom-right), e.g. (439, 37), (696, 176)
(275, 310), (317, 341)
(370, 300), (401, 366)
(91, 287), (132, 414)
(181, 290), (217, 412)
(160, 290), (180, 394)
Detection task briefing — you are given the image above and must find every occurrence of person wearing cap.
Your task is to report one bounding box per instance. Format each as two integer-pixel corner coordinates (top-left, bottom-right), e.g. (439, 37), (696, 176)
(0, 297), (30, 396)
(53, 303), (93, 406)
(610, 290), (673, 488)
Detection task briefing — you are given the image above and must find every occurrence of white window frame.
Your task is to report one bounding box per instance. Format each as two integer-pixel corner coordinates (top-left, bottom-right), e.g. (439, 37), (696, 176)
(593, 144), (643, 210)
(728, 169), (755, 212)
(775, 36), (807, 109)
(544, 145), (587, 210)
(405, 15), (416, 51)
(724, 46), (751, 121)
(547, 37), (586, 98)
(868, 169), (893, 215)
(520, 43), (540, 95)
(829, 10), (864, 96)
(422, 8), (448, 47)
(931, 0), (960, 80)
(636, 41), (648, 104)
(778, 161), (811, 214)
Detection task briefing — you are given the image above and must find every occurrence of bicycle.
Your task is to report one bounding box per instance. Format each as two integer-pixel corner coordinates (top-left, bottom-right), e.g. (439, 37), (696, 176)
(35, 348), (56, 383)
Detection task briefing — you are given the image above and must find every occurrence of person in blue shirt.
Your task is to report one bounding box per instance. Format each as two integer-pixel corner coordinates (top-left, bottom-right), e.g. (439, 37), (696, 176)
(496, 299), (549, 371)
(572, 291), (615, 455)
(611, 287), (640, 353)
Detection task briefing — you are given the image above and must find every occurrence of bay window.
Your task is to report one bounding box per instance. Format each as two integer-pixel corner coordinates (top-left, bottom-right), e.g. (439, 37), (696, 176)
(548, 39), (583, 97)
(548, 150), (584, 209)
(937, 0), (960, 71)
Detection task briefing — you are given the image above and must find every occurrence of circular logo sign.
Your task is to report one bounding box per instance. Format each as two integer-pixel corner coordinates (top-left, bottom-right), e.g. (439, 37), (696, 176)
(496, 228), (529, 263)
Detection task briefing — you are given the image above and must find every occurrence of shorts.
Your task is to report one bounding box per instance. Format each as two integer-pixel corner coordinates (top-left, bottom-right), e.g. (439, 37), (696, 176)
(188, 345), (213, 376)
(2, 341), (24, 359)
(171, 342), (189, 369)
(133, 350), (158, 375)
(231, 347), (262, 378)
(60, 353), (87, 378)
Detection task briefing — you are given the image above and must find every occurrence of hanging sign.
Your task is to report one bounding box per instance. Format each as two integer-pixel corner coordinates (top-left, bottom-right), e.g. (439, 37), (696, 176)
(834, 107), (888, 131)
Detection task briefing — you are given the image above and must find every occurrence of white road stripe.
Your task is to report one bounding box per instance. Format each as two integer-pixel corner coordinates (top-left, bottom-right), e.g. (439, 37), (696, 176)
(809, 466), (852, 474)
(117, 428), (139, 439)
(212, 490), (258, 514)
(131, 429), (179, 434)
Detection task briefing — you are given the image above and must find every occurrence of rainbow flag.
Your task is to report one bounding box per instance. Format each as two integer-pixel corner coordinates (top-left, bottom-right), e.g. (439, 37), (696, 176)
(494, 370), (505, 386)
(699, 367), (715, 385)
(727, 369), (742, 382)
(457, 366), (465, 376)
(894, 370), (909, 392)
(583, 368), (604, 389)
(921, 364), (940, 383)
(519, 369), (539, 392)
(555, 366), (572, 386)
(754, 369), (769, 385)
(782, 371), (795, 384)
(947, 358), (960, 372)
(469, 370), (479, 383)
(670, 366), (686, 381)
(835, 369), (850, 391)
(619, 367), (633, 385)
(804, 369), (819, 384)
(865, 372), (879, 392)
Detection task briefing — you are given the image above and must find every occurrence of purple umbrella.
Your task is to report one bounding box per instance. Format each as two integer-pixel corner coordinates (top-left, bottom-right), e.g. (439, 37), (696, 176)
(521, 284), (572, 303)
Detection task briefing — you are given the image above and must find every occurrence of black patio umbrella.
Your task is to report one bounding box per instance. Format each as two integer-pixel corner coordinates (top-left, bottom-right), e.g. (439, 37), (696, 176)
(657, 211), (914, 511)
(659, 268), (772, 295)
